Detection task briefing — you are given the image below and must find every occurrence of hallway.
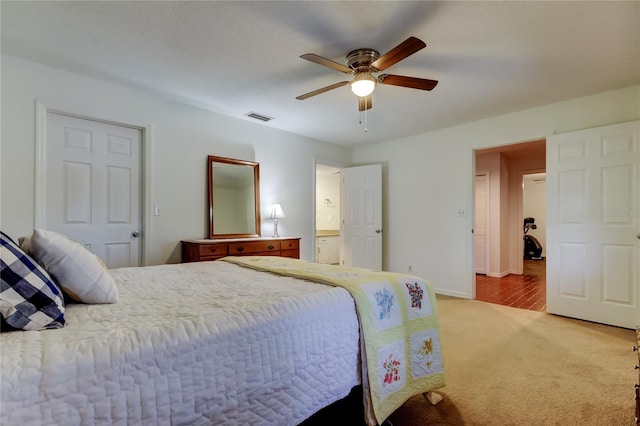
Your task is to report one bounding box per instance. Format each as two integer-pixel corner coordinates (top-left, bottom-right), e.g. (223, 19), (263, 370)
(475, 259), (546, 312)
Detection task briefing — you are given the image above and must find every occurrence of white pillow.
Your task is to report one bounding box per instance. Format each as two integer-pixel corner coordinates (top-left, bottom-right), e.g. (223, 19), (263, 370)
(29, 229), (118, 304)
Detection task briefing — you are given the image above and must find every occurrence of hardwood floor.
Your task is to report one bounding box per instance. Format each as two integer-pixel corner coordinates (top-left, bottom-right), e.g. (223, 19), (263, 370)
(475, 259), (546, 312)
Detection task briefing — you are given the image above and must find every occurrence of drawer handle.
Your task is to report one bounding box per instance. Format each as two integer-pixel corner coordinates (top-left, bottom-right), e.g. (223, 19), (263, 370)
(268, 245), (275, 250)
(236, 247), (244, 252)
(208, 247), (217, 253)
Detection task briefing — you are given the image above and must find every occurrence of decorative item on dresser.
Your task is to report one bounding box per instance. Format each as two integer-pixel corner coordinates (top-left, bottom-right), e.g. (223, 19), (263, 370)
(181, 237), (300, 262)
(267, 203), (287, 238)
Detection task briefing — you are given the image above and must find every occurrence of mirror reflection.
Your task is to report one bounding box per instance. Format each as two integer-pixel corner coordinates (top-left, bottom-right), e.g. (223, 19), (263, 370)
(208, 155), (260, 239)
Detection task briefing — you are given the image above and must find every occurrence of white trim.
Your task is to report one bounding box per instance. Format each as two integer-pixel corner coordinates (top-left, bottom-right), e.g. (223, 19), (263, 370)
(34, 101), (48, 229)
(141, 126), (153, 266)
(434, 288), (469, 299)
(33, 100), (152, 266)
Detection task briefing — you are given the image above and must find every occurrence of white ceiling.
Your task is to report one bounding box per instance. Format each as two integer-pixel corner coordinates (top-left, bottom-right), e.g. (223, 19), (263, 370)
(2, 1), (639, 147)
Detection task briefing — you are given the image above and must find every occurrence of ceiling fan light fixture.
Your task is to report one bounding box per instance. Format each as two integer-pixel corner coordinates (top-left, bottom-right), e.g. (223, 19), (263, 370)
(297, 37), (436, 109)
(350, 73), (376, 97)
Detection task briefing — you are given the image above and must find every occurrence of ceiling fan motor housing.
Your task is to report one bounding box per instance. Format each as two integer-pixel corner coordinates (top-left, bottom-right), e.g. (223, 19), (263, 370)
(346, 49), (380, 70)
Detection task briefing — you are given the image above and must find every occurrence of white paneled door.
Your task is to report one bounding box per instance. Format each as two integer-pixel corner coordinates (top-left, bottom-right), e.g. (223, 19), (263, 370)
(474, 173), (489, 274)
(547, 121), (640, 329)
(43, 112), (142, 268)
(340, 164), (382, 271)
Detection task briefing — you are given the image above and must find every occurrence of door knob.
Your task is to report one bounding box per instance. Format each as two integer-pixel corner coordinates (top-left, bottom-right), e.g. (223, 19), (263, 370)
(131, 231), (140, 238)
(375, 229), (382, 234)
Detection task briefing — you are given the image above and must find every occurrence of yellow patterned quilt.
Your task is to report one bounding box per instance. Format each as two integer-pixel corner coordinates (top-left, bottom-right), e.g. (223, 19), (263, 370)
(221, 256), (445, 425)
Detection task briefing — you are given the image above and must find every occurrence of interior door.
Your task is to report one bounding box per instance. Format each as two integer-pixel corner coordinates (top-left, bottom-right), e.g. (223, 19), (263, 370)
(546, 120), (639, 329)
(340, 164), (382, 271)
(474, 174), (489, 274)
(43, 112), (142, 268)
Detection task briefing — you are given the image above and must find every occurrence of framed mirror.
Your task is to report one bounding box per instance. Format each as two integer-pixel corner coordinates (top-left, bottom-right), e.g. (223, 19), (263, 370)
(208, 155), (261, 239)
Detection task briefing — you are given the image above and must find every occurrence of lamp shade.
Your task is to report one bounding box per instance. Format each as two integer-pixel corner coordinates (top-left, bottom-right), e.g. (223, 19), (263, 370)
(351, 79), (375, 97)
(351, 73), (376, 97)
(268, 203), (286, 220)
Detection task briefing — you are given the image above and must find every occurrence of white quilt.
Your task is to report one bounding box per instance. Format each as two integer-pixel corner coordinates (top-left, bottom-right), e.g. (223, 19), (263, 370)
(0, 261), (361, 425)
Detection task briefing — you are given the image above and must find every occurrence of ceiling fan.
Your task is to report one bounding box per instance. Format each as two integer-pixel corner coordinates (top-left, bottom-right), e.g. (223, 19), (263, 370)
(296, 36), (438, 111)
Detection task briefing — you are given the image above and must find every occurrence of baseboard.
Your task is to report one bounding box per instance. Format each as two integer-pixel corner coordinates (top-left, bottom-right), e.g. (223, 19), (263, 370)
(487, 270), (510, 278)
(434, 288), (470, 299)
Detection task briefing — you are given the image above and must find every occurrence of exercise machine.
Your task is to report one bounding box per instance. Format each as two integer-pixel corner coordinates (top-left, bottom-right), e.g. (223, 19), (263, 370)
(523, 217), (543, 260)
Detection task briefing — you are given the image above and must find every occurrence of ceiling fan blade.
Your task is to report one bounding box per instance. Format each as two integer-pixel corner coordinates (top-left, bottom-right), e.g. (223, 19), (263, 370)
(370, 36), (426, 71)
(358, 95), (372, 111)
(378, 74), (438, 91)
(296, 81), (350, 100)
(300, 54), (353, 74)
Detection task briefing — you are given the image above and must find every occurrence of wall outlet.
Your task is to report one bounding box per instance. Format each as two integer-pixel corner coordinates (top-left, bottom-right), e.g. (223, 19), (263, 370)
(408, 265), (413, 273)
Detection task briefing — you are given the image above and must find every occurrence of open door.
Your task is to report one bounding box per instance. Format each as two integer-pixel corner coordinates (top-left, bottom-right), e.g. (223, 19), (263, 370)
(340, 164), (382, 271)
(547, 120), (640, 328)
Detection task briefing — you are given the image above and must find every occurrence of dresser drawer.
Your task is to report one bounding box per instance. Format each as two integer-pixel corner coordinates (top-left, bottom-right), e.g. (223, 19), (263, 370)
(229, 240), (281, 255)
(198, 242), (228, 257)
(281, 239), (299, 251)
(281, 250), (299, 258)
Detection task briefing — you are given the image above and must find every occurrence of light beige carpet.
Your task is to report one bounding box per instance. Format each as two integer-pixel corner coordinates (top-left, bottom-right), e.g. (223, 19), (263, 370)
(389, 295), (636, 425)
(303, 295), (637, 426)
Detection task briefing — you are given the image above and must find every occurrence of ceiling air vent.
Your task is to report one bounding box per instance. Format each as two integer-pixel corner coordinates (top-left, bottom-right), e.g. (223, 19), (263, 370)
(245, 112), (274, 122)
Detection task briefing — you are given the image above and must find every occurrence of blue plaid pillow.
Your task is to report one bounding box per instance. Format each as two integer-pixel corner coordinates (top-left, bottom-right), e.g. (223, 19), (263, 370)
(1, 231), (65, 331)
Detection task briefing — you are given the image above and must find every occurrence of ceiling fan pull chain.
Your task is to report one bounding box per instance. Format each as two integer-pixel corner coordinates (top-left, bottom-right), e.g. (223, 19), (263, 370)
(364, 108), (368, 132)
(358, 107), (368, 133)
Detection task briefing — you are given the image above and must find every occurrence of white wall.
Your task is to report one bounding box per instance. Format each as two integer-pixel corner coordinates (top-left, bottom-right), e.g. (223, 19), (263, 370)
(352, 85), (640, 298)
(0, 55), (351, 265)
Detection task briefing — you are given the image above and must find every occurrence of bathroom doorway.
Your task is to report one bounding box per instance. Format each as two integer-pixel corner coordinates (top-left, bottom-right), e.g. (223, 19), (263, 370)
(315, 164), (341, 264)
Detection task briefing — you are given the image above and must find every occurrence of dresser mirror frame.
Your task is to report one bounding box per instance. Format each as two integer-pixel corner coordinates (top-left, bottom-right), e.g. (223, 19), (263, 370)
(208, 155), (261, 239)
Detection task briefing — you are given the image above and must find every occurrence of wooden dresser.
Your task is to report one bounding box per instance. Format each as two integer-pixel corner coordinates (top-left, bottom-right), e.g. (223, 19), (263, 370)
(181, 237), (300, 262)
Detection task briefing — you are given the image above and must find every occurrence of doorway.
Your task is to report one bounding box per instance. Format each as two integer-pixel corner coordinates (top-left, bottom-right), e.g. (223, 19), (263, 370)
(473, 139), (546, 311)
(315, 164), (341, 264)
(522, 172), (546, 260)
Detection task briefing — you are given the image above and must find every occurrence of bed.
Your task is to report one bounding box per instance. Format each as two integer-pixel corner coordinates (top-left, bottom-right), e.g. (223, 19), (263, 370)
(1, 229), (444, 425)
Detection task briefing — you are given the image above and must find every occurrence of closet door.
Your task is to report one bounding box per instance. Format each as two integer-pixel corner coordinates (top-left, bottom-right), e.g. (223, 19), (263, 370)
(547, 120), (639, 328)
(474, 173), (489, 275)
(41, 112), (143, 269)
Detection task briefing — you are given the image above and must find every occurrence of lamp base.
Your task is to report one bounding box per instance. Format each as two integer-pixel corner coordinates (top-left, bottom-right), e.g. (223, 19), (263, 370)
(272, 220), (280, 238)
